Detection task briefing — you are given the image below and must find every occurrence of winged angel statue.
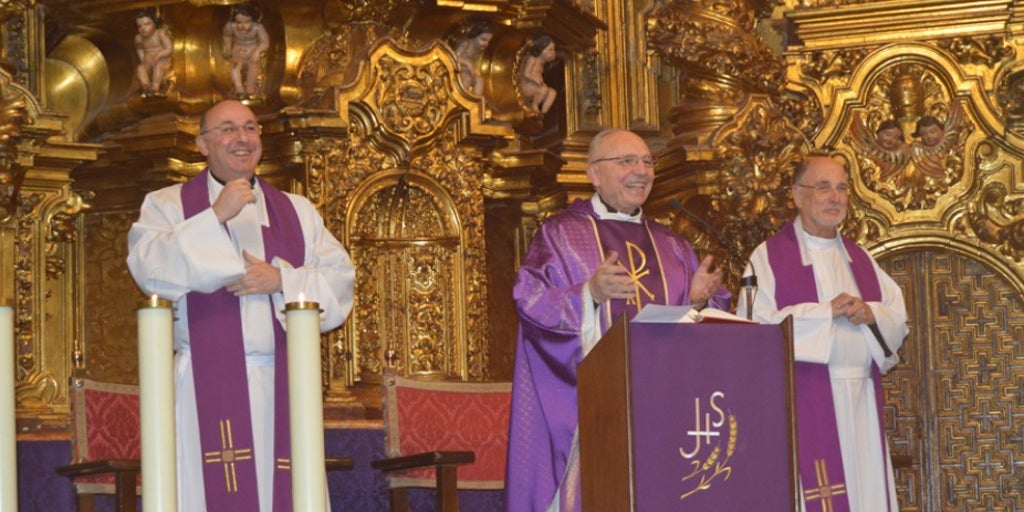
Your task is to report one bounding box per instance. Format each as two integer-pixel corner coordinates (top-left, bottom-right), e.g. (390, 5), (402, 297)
(848, 100), (969, 209)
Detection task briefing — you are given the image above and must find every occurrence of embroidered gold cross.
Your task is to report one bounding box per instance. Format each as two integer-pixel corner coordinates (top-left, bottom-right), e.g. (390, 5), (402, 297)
(203, 419), (253, 493)
(625, 241), (654, 309)
(803, 458), (846, 512)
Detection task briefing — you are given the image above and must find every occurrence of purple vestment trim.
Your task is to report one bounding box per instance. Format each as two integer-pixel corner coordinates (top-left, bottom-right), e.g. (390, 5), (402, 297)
(766, 220), (891, 512)
(181, 170), (304, 511)
(593, 219), (669, 322)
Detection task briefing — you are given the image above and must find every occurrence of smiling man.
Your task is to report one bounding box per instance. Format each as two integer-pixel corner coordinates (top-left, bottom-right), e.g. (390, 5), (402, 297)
(127, 99), (355, 511)
(505, 128), (729, 511)
(738, 155), (909, 512)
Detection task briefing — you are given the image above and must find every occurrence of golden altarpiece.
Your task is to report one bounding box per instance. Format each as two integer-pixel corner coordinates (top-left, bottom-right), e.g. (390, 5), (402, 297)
(3, 0), (1024, 508)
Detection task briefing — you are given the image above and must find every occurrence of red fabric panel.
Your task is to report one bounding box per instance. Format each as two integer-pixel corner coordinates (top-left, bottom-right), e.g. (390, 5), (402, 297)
(386, 379), (511, 488)
(70, 381), (141, 488)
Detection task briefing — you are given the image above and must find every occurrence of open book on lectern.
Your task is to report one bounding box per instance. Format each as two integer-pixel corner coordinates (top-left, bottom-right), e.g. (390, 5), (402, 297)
(631, 303), (755, 324)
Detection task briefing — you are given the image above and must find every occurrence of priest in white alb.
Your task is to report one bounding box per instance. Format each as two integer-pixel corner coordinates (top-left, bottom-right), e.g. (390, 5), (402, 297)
(738, 155), (908, 512)
(127, 99), (355, 511)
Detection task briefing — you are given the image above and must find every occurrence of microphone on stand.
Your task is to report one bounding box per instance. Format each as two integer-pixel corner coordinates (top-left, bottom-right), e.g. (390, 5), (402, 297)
(668, 199), (758, 320)
(739, 274), (758, 322)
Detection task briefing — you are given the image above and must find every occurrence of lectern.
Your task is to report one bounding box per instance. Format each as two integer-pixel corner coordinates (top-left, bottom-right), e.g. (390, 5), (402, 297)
(578, 315), (800, 511)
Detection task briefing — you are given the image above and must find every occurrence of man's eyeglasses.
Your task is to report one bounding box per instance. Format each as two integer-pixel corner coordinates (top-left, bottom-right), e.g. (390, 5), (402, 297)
(589, 154), (657, 169)
(795, 182), (850, 195)
(200, 122), (262, 138)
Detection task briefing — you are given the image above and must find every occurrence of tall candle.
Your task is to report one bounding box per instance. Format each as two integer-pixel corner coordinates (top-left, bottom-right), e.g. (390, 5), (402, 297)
(286, 300), (327, 512)
(137, 296), (176, 511)
(0, 306), (16, 512)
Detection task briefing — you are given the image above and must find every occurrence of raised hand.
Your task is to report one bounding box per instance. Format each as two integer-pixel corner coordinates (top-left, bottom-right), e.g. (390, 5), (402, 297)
(211, 178), (256, 223)
(588, 251), (634, 303)
(688, 255), (723, 306)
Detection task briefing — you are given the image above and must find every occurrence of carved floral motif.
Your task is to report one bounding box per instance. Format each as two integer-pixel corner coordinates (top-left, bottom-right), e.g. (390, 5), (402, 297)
(937, 36), (1014, 68)
(0, 76), (27, 220)
(691, 99), (806, 281)
(377, 55), (452, 141)
(647, 0), (786, 103)
(963, 185), (1024, 262)
(0, 0), (32, 23)
(801, 49), (869, 85)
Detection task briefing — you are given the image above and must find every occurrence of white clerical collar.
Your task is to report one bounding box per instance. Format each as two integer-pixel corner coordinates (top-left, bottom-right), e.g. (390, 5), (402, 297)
(590, 194), (643, 223)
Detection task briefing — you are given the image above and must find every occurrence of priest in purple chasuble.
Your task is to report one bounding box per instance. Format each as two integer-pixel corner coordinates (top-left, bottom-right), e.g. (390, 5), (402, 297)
(127, 100), (356, 512)
(505, 129), (731, 512)
(737, 155), (908, 512)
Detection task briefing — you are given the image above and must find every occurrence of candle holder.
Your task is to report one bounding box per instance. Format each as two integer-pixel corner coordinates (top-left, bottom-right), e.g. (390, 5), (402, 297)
(285, 300), (321, 312)
(142, 296), (172, 309)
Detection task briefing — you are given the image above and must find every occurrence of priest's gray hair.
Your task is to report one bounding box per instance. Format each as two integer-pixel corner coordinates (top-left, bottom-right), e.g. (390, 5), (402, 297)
(793, 153), (848, 185)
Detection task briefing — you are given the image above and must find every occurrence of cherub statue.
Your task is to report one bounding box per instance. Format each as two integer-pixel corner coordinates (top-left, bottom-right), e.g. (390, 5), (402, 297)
(910, 106), (965, 179)
(222, 4), (269, 100)
(519, 35), (558, 114)
(135, 9), (172, 98)
(849, 115), (909, 181)
(848, 100), (968, 210)
(453, 20), (493, 97)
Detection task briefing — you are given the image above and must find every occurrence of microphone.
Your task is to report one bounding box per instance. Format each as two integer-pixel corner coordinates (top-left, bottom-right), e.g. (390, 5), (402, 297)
(668, 199), (757, 319)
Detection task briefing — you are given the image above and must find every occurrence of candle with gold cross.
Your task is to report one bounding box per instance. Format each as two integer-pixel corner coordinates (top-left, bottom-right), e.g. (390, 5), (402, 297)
(286, 299), (327, 511)
(138, 295), (177, 511)
(0, 305), (16, 512)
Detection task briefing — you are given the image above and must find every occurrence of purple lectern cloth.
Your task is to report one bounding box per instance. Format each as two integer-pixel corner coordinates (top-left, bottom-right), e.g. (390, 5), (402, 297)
(766, 220), (892, 512)
(181, 170), (304, 511)
(630, 323), (794, 510)
(506, 198), (731, 512)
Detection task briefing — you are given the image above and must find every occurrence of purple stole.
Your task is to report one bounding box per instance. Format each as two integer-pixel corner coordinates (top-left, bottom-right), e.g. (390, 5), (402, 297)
(181, 170), (304, 511)
(592, 218), (670, 323)
(766, 221), (892, 512)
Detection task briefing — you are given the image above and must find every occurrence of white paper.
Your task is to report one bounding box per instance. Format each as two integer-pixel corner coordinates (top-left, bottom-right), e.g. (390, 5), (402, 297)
(631, 304), (756, 324)
(631, 304), (700, 323)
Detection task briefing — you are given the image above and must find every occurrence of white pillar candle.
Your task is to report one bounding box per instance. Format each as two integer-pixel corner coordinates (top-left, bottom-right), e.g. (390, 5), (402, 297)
(0, 306), (17, 512)
(137, 296), (176, 512)
(286, 300), (327, 512)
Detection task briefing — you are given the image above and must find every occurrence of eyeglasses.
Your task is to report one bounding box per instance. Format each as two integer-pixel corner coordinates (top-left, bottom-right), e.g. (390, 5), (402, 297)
(589, 154), (657, 169)
(795, 182), (850, 195)
(200, 122), (261, 138)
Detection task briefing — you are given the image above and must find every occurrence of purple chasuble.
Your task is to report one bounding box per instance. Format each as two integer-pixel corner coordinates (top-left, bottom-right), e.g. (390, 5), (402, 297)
(181, 170), (304, 511)
(506, 199), (714, 512)
(765, 220), (892, 512)
(593, 219), (670, 323)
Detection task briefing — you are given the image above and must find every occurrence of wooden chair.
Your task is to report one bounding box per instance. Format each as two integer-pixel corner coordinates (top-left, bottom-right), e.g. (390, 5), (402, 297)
(371, 373), (511, 512)
(54, 376), (354, 512)
(55, 377), (142, 512)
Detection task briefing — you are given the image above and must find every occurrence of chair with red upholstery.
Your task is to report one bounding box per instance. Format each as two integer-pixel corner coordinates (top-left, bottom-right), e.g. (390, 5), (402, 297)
(55, 376), (142, 512)
(371, 373), (511, 512)
(54, 375), (355, 512)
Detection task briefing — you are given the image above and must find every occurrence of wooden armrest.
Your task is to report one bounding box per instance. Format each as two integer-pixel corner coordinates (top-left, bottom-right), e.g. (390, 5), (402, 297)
(56, 459), (141, 512)
(371, 451), (474, 473)
(55, 459), (141, 478)
(326, 456), (354, 472)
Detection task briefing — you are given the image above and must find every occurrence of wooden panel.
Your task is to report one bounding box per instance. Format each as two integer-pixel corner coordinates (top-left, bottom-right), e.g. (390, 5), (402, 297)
(882, 250), (1024, 510)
